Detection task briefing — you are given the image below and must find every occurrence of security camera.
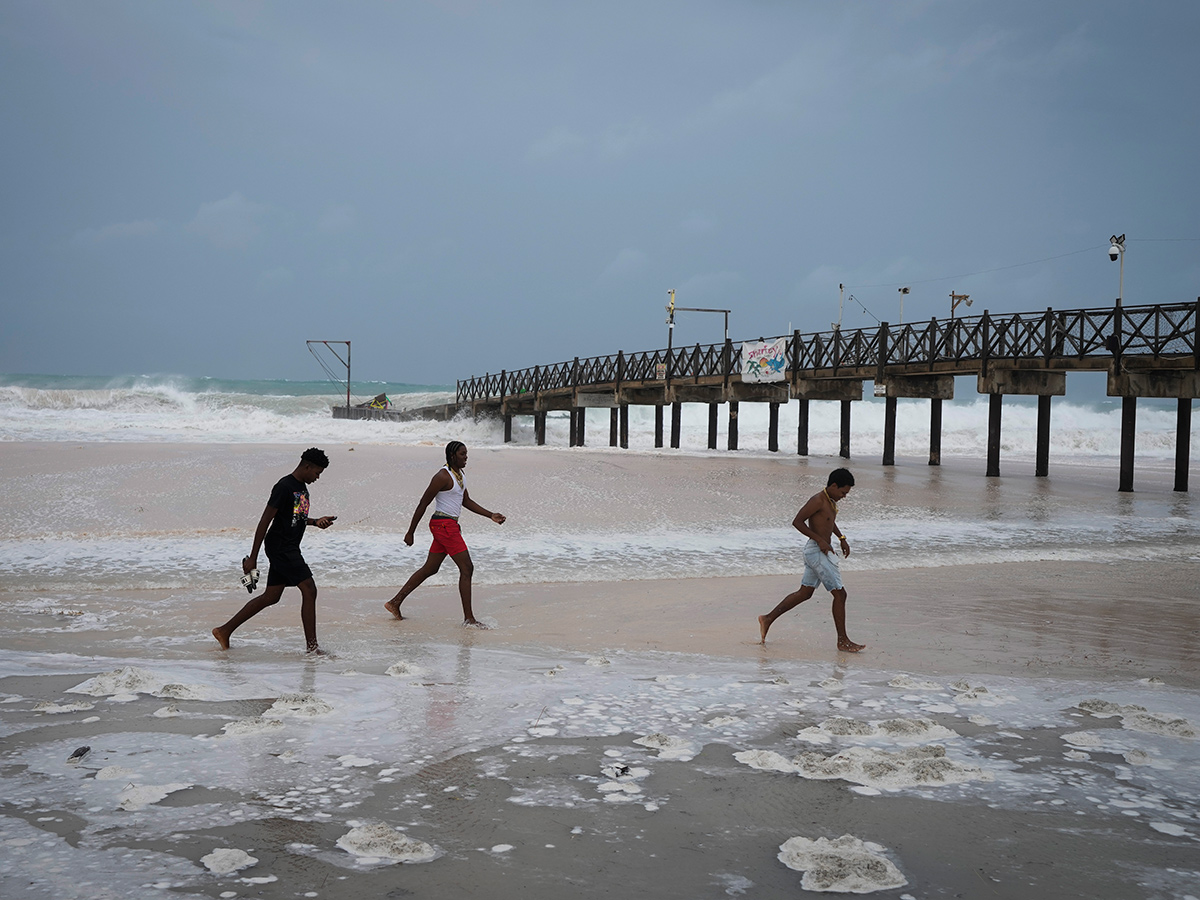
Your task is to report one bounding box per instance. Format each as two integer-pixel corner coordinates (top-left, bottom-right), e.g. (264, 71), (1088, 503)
(1109, 244), (1120, 261)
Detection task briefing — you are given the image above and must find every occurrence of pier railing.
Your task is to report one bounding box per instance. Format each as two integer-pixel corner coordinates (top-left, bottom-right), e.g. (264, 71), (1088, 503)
(458, 301), (1199, 403)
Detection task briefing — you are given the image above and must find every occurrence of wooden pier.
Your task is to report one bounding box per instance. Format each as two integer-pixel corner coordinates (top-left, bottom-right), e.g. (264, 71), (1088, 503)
(340, 300), (1200, 492)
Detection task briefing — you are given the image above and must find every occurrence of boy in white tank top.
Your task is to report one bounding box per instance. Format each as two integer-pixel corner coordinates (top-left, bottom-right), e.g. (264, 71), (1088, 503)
(384, 441), (506, 626)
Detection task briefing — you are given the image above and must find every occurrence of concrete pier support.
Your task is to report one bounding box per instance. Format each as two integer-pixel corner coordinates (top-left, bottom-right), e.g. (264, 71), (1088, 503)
(708, 403), (718, 449)
(768, 402), (780, 452)
(1108, 366), (1200, 493)
(728, 401), (739, 451)
(876, 374), (954, 468)
(670, 401), (682, 449)
(978, 368), (1065, 479)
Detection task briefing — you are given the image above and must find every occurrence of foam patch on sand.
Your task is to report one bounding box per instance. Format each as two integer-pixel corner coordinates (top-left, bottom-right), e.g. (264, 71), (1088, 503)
(336, 823), (437, 864)
(888, 675), (942, 691)
(796, 716), (957, 745)
(117, 782), (191, 810)
(633, 733), (701, 761)
(385, 661), (425, 678)
(221, 717), (284, 737)
(777, 834), (907, 893)
(1076, 699), (1197, 739)
(738, 745), (990, 789)
(32, 700), (95, 714)
(67, 666), (164, 697)
(266, 693), (334, 717)
(201, 848), (258, 874)
(155, 682), (223, 701)
(95, 765), (135, 780)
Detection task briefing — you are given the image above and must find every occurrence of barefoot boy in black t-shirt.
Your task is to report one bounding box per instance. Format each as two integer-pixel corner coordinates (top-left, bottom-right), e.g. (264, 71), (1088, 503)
(212, 448), (335, 654)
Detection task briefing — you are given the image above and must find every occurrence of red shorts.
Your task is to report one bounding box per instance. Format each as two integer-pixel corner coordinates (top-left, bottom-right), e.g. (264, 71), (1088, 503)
(429, 517), (468, 556)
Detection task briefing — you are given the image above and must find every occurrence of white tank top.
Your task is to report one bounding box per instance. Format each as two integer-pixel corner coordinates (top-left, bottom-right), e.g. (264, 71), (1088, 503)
(433, 465), (465, 518)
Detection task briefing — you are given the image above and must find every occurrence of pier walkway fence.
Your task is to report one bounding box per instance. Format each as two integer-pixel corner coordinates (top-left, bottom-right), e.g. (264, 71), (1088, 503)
(336, 299), (1200, 492)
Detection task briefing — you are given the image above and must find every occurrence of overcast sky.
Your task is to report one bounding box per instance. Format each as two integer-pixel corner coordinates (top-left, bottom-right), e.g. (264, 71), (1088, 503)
(1, 1), (1197, 384)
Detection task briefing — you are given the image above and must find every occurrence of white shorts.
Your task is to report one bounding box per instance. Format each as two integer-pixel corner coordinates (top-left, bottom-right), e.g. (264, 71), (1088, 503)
(800, 539), (844, 592)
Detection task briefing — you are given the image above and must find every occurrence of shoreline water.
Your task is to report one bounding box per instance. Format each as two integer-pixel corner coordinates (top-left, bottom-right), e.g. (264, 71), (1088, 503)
(2, 438), (1199, 897)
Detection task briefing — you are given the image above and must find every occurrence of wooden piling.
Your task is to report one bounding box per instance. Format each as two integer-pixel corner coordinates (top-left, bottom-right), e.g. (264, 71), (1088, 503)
(504, 413), (512, 444)
(1119, 396), (1136, 492)
(1035, 395), (1051, 477)
(1176, 399), (1192, 493)
(986, 394), (1002, 477)
(577, 407), (586, 446)
(654, 405), (664, 448)
(728, 401), (739, 451)
(619, 405), (629, 449)
(797, 398), (809, 456)
(609, 408), (618, 447)
(882, 396), (897, 466)
(839, 400), (851, 459)
(670, 401), (681, 449)
(768, 402), (780, 452)
(928, 398), (941, 466)
(708, 403), (718, 449)
(535, 411), (546, 446)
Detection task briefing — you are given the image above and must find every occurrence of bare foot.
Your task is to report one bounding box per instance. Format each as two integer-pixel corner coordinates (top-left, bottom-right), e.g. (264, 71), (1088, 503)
(384, 599), (404, 620)
(837, 638), (866, 653)
(212, 626), (230, 650)
(306, 645), (330, 657)
(758, 615), (770, 644)
(463, 618), (491, 630)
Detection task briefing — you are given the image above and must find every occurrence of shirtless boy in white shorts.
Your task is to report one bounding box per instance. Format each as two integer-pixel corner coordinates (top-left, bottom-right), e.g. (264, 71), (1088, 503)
(758, 468), (865, 652)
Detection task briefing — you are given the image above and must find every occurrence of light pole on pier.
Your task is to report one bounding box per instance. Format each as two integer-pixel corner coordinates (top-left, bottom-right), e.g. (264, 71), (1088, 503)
(898, 286), (910, 324)
(949, 291), (972, 319)
(1109, 234), (1125, 306)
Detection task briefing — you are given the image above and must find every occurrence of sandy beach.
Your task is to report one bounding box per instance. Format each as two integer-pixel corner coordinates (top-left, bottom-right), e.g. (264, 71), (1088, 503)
(2, 440), (1199, 898)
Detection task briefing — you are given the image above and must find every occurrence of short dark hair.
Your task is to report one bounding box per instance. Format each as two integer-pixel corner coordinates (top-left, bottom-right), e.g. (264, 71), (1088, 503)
(445, 440), (466, 467)
(301, 447), (329, 469)
(828, 467), (854, 488)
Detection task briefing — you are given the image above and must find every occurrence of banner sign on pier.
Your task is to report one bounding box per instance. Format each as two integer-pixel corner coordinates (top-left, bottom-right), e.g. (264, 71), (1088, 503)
(741, 338), (787, 383)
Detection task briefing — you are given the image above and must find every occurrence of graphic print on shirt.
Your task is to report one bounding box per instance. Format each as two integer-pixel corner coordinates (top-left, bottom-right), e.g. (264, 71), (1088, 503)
(292, 491), (309, 527)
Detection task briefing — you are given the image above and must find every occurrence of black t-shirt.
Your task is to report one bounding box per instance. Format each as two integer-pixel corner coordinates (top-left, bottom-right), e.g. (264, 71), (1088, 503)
(264, 474), (309, 554)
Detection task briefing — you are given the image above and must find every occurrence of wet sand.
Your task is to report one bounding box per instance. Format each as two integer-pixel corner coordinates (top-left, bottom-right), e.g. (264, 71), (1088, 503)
(2, 440), (1199, 898)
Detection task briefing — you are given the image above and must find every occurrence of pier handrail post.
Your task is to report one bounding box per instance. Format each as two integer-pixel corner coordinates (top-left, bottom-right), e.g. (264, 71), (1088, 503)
(723, 338), (732, 390)
(877, 321), (890, 386)
(456, 379), (462, 406)
(617, 350), (625, 389)
(499, 370), (506, 406)
(981, 310), (991, 377)
(791, 329), (800, 387)
(1043, 307), (1053, 365)
(929, 317), (938, 369)
(1194, 297), (1200, 370)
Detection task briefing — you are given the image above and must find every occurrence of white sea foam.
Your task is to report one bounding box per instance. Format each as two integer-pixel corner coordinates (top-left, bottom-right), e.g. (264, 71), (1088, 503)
(67, 666), (165, 697)
(1076, 699), (1197, 739)
(267, 693), (334, 717)
(117, 782), (191, 810)
(633, 733), (701, 761)
(777, 834), (907, 893)
(201, 848), (258, 874)
(788, 745), (992, 789)
(336, 823), (437, 863)
(221, 717), (285, 737)
(32, 700), (95, 714)
(796, 716), (958, 745)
